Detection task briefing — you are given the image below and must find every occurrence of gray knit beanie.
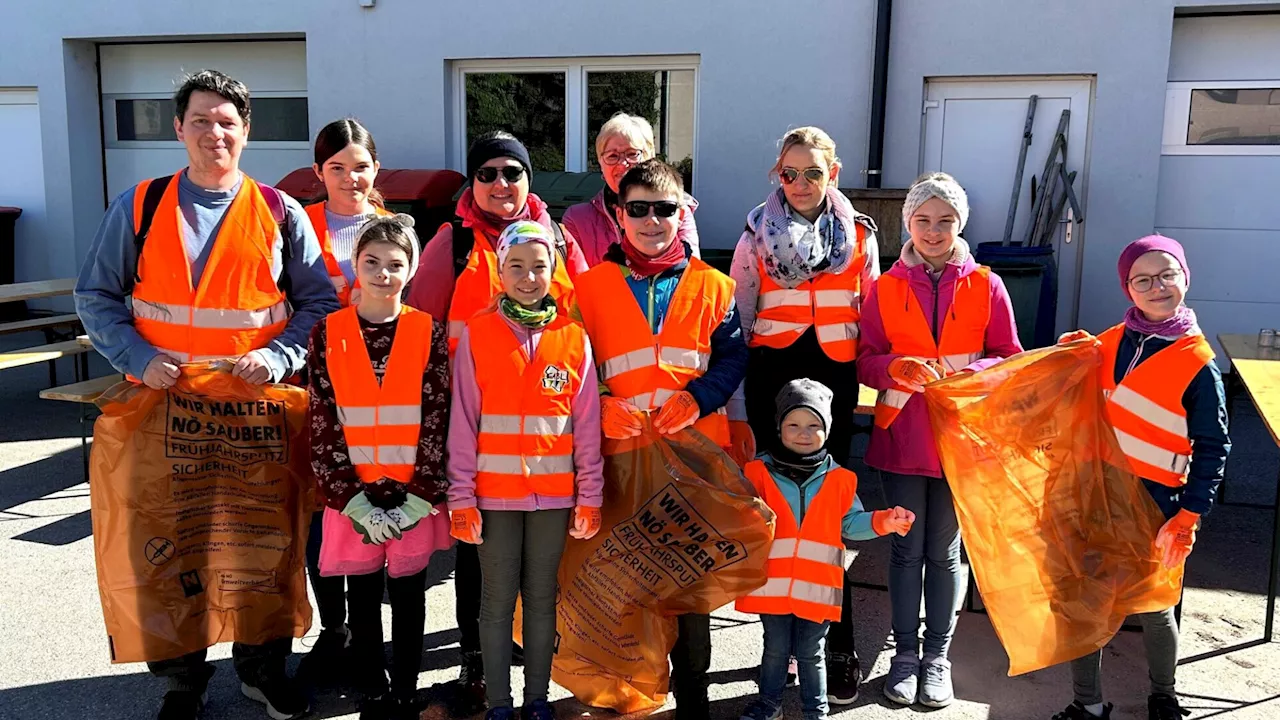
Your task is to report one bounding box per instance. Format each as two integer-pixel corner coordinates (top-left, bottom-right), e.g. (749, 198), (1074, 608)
(902, 172), (970, 232)
(775, 378), (834, 433)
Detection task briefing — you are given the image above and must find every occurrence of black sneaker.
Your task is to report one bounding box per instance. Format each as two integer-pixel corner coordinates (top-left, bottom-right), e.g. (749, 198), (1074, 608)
(1052, 701), (1113, 720)
(1149, 693), (1190, 720)
(297, 626), (350, 686)
(358, 693), (394, 720)
(520, 698), (555, 720)
(240, 674), (309, 720)
(389, 690), (421, 720)
(156, 690), (206, 720)
(674, 693), (709, 720)
(826, 651), (860, 705)
(448, 650), (486, 717)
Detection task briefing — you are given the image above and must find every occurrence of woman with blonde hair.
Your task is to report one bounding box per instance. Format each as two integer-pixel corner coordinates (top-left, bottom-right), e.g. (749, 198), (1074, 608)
(561, 112), (699, 267)
(729, 126), (880, 706)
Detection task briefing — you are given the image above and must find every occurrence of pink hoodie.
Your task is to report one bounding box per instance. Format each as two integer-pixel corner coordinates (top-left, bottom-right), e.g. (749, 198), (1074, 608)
(856, 239), (1023, 478)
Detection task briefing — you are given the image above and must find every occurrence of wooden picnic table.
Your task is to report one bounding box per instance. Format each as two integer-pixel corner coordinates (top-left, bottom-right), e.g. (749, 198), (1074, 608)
(0, 278), (76, 304)
(1217, 333), (1280, 643)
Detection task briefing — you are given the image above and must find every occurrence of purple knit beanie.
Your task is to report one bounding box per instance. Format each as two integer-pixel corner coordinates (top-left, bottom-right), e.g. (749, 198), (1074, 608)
(1118, 234), (1189, 299)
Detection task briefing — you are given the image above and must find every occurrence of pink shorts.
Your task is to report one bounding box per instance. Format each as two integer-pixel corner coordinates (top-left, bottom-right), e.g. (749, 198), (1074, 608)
(319, 506), (454, 578)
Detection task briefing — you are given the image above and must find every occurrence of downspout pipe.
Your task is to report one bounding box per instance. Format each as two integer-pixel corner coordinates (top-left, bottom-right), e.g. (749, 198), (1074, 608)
(866, 0), (892, 189)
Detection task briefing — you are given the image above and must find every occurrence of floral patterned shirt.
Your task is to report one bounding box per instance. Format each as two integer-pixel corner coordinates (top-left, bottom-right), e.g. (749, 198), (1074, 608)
(306, 313), (450, 511)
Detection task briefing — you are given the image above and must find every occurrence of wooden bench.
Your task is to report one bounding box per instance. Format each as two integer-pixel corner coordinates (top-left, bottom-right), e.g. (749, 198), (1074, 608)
(0, 313), (83, 336)
(0, 335), (94, 386)
(40, 373), (124, 478)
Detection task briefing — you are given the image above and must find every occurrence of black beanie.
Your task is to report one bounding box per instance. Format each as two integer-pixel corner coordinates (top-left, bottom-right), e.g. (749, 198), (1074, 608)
(466, 134), (534, 186)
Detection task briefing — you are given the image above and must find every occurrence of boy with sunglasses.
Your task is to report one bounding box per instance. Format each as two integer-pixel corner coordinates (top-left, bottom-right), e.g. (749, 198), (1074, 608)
(572, 159), (748, 720)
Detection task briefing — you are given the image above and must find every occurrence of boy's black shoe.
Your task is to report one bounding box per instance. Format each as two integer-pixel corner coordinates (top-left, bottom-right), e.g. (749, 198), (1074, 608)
(296, 625), (350, 686)
(449, 650), (487, 717)
(674, 692), (709, 720)
(1051, 701), (1113, 720)
(826, 651), (861, 705)
(156, 690), (206, 720)
(358, 693), (394, 720)
(240, 672), (309, 720)
(1149, 693), (1190, 720)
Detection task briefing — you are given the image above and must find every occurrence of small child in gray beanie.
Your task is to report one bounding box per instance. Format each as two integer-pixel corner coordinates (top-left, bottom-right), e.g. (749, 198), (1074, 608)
(735, 378), (915, 720)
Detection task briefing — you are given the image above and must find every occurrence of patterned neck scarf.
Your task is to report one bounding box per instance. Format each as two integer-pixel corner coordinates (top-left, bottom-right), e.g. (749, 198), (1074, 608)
(499, 294), (558, 329)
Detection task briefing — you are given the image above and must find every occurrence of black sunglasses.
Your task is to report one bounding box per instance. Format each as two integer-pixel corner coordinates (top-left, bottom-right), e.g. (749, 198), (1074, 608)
(474, 165), (526, 184)
(623, 200), (680, 219)
(779, 167), (826, 185)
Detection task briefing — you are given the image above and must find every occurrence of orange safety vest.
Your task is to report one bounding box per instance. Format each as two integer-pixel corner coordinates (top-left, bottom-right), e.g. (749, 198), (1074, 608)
(735, 459), (855, 623)
(447, 224), (577, 357)
(325, 305), (434, 484)
(748, 223), (866, 362)
(873, 267), (991, 429)
(575, 258), (735, 448)
(129, 173), (289, 364)
(469, 308), (585, 500)
(1097, 323), (1214, 487)
(304, 201), (391, 308)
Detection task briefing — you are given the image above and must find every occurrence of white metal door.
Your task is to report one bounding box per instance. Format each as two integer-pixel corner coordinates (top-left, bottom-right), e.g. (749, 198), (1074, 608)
(922, 77), (1093, 333)
(0, 89), (47, 283)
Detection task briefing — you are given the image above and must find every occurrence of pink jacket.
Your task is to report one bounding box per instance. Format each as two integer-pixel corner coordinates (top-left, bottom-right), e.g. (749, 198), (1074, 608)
(856, 239), (1023, 478)
(561, 189), (700, 268)
(404, 192), (590, 319)
(446, 313), (605, 512)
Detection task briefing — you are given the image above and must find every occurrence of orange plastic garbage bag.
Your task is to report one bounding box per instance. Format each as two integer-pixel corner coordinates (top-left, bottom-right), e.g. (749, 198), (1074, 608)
(89, 362), (313, 664)
(923, 342), (1183, 676)
(535, 419), (775, 713)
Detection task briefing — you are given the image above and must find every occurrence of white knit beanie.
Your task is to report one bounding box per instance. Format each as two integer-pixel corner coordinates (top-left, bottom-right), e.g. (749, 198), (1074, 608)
(902, 172), (970, 232)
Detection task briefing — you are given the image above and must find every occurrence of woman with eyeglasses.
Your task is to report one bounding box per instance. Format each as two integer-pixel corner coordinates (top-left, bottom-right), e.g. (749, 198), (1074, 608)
(562, 112), (700, 268)
(728, 125), (882, 708)
(403, 130), (588, 717)
(857, 172), (1022, 708)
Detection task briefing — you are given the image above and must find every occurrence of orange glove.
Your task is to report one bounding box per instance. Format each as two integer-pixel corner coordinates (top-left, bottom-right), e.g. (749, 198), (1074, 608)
(1154, 509), (1199, 568)
(1057, 329), (1096, 345)
(449, 507), (483, 545)
(569, 505), (602, 540)
(728, 420), (756, 466)
(888, 357), (942, 392)
(871, 506), (916, 537)
(653, 391), (700, 435)
(601, 395), (643, 439)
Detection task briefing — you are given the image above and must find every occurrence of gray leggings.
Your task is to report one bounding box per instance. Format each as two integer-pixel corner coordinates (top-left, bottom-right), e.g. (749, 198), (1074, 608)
(1070, 607), (1178, 705)
(476, 508), (571, 709)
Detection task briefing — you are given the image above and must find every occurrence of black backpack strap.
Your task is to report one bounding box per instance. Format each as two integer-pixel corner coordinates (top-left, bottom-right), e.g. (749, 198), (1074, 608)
(129, 174), (175, 292)
(550, 221), (568, 264)
(451, 219), (474, 279)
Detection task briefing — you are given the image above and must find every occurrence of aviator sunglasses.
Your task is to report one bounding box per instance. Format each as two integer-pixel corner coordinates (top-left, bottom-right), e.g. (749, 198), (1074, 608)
(779, 167), (826, 185)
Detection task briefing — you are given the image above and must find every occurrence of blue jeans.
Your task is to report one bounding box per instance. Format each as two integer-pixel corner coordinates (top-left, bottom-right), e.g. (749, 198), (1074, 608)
(883, 472), (964, 658)
(758, 614), (830, 720)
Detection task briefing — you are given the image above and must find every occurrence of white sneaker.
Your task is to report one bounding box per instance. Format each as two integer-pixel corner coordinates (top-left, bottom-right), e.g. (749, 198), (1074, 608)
(919, 654), (954, 708)
(883, 653), (920, 706)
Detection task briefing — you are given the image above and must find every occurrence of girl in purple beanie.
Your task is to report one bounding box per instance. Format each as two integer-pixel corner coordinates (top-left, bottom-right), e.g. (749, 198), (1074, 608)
(1053, 235), (1230, 720)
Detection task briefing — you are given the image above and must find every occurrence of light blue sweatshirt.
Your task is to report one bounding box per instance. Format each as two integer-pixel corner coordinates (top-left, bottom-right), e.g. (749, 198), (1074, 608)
(759, 453), (880, 542)
(74, 170), (340, 382)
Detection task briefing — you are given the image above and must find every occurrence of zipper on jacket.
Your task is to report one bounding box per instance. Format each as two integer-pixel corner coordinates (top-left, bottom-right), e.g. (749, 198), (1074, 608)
(647, 276), (657, 333)
(930, 273), (942, 343)
(1122, 334), (1151, 380)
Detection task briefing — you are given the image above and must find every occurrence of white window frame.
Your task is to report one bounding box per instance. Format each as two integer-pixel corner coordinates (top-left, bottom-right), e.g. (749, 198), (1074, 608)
(1162, 80), (1280, 156)
(450, 55), (700, 187)
(102, 91), (311, 150)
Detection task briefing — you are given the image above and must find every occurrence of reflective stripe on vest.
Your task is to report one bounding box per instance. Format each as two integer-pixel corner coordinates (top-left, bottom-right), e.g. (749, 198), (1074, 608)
(734, 460), (855, 623)
(326, 305), (434, 484)
(129, 173), (290, 366)
(305, 202), (391, 308)
(1097, 324), (1213, 488)
(574, 259), (735, 448)
(446, 224), (577, 357)
(749, 224), (866, 362)
(872, 267), (992, 429)
(469, 309), (585, 500)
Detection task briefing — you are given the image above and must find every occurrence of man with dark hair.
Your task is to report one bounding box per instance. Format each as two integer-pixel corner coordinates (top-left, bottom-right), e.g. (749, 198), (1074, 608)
(75, 69), (338, 720)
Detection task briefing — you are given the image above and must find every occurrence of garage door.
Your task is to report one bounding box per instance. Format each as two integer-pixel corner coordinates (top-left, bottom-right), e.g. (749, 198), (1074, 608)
(1157, 14), (1280, 357)
(0, 89), (47, 284)
(100, 41), (311, 197)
